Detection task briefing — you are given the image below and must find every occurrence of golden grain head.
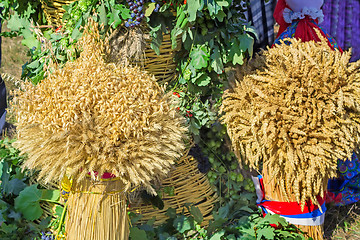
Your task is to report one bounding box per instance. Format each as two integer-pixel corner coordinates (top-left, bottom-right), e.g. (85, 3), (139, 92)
(12, 20), (188, 193)
(220, 37), (360, 208)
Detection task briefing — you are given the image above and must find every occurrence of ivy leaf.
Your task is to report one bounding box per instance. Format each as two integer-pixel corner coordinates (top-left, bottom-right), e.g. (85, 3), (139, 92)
(215, 10), (226, 22)
(129, 226), (148, 240)
(195, 74), (211, 87)
(166, 207), (177, 219)
(190, 45), (209, 69)
(256, 226), (275, 240)
(190, 205), (203, 223)
(0, 223), (17, 234)
(210, 230), (225, 240)
(98, 1), (107, 26)
(173, 215), (193, 233)
(233, 52), (244, 65)
(238, 33), (254, 57)
(6, 12), (23, 32)
(186, 0), (201, 22)
(14, 184), (43, 221)
(208, 0), (220, 16)
(259, 214), (288, 227)
(8, 210), (21, 221)
(3, 178), (27, 196)
(210, 46), (223, 74)
(116, 4), (131, 20)
(71, 28), (82, 40)
(22, 36), (39, 49)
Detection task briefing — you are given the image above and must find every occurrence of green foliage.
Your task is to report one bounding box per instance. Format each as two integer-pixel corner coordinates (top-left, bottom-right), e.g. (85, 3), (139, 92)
(0, 138), (61, 239)
(129, 204), (309, 240)
(169, 0), (255, 135)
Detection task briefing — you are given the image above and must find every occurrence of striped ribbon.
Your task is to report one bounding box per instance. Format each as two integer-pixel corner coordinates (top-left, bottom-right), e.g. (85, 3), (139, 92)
(252, 175), (326, 226)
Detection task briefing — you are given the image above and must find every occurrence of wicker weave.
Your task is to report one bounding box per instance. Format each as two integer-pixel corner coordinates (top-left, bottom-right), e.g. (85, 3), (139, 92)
(129, 156), (218, 226)
(41, 0), (76, 26)
(140, 33), (180, 84)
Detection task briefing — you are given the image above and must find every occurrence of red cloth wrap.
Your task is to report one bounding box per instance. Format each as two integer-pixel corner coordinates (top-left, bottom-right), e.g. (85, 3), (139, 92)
(273, 0), (343, 52)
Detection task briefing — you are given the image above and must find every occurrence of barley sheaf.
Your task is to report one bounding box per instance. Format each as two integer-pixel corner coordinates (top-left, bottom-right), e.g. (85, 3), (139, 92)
(12, 21), (188, 194)
(221, 37), (360, 209)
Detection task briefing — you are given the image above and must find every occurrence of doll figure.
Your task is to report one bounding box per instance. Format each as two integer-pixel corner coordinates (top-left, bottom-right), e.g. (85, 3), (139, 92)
(273, 0), (342, 52)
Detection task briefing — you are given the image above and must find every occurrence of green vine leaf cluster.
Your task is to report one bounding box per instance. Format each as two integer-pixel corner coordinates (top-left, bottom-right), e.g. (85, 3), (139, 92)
(0, 138), (62, 239)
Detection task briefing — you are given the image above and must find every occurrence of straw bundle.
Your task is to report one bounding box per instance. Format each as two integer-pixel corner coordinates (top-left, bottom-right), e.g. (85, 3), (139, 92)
(129, 155), (217, 226)
(13, 20), (188, 193)
(221, 37), (360, 240)
(221, 36), (360, 209)
(41, 0), (76, 26)
(65, 178), (129, 239)
(12, 20), (188, 240)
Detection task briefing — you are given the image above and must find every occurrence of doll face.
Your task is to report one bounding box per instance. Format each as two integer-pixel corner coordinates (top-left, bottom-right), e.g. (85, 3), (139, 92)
(286, 0), (324, 12)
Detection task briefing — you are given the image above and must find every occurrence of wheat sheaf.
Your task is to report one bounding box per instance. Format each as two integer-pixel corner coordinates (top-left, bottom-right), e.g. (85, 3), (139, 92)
(221, 37), (360, 208)
(12, 20), (188, 194)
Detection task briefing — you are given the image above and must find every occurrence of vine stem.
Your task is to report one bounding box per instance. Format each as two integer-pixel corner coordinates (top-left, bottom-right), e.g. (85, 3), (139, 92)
(56, 202), (68, 237)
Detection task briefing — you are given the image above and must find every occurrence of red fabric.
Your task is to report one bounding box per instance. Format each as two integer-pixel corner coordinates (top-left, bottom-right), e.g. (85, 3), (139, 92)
(294, 17), (343, 52)
(261, 195), (326, 215)
(273, 1), (343, 53)
(274, 0), (289, 38)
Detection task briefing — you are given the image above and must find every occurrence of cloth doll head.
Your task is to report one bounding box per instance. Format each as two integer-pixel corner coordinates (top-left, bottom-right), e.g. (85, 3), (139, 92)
(285, 0), (323, 13)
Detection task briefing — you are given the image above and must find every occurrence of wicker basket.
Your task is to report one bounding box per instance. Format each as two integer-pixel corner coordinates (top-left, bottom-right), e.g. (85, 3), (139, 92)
(140, 33), (181, 84)
(129, 155), (218, 226)
(41, 0), (76, 27)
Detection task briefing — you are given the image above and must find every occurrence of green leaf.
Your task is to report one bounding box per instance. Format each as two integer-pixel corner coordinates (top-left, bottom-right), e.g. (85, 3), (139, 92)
(210, 46), (223, 74)
(54, 205), (64, 218)
(22, 36), (40, 49)
(26, 59), (40, 69)
(41, 189), (60, 201)
(190, 45), (209, 69)
(256, 226), (275, 240)
(3, 178), (27, 195)
(232, 52), (244, 65)
(173, 215), (192, 233)
(186, 0), (201, 22)
(208, 0), (220, 16)
(145, 3), (156, 17)
(99, 1), (107, 26)
(210, 230), (225, 240)
(195, 74), (211, 87)
(6, 13), (23, 32)
(0, 223), (17, 234)
(238, 33), (254, 57)
(116, 4), (131, 20)
(214, 205), (229, 220)
(129, 226), (148, 240)
(166, 207), (176, 219)
(190, 205), (203, 223)
(215, 10), (226, 22)
(259, 214), (288, 227)
(14, 184), (43, 221)
(71, 27), (82, 40)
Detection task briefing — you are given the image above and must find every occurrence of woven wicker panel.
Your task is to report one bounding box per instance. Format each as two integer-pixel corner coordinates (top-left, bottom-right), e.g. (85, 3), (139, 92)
(140, 33), (180, 85)
(129, 156), (218, 226)
(41, 0), (76, 26)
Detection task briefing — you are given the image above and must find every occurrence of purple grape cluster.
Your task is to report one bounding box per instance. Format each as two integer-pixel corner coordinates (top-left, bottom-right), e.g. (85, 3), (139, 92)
(125, 0), (146, 27)
(41, 231), (54, 240)
(152, 0), (161, 13)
